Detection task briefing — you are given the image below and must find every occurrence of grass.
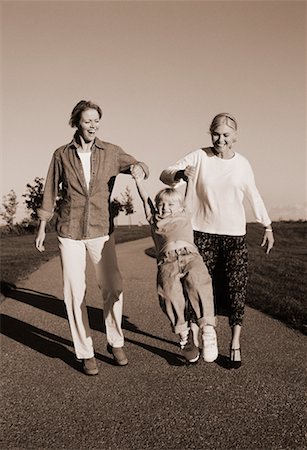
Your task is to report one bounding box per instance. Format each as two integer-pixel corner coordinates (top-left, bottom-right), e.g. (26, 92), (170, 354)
(246, 221), (307, 334)
(1, 222), (306, 334)
(0, 225), (151, 285)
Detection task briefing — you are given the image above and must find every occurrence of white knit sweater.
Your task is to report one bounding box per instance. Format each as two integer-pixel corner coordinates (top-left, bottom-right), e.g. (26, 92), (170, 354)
(160, 147), (271, 236)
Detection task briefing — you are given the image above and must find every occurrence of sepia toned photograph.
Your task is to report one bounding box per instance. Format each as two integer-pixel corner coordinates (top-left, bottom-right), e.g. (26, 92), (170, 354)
(1, 1), (306, 449)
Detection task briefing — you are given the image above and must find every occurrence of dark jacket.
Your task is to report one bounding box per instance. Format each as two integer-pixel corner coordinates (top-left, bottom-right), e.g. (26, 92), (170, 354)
(38, 134), (149, 239)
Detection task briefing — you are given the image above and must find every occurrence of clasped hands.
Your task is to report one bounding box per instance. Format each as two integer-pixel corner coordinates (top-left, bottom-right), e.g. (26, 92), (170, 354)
(183, 165), (197, 180)
(130, 164), (145, 180)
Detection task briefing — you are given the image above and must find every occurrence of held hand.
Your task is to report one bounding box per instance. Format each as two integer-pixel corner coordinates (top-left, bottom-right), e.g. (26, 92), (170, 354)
(261, 230), (275, 254)
(184, 165), (197, 181)
(35, 229), (46, 252)
(130, 164), (145, 180)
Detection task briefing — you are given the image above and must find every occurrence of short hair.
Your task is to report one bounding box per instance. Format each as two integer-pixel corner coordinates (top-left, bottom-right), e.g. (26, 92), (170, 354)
(69, 100), (103, 128)
(209, 113), (238, 133)
(154, 188), (183, 207)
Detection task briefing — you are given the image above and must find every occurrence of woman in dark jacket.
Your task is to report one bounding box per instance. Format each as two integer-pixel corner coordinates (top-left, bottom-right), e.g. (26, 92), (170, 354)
(35, 100), (149, 375)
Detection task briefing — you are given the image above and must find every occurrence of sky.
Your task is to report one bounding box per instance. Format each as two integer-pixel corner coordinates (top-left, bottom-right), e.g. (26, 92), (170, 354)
(1, 0), (306, 225)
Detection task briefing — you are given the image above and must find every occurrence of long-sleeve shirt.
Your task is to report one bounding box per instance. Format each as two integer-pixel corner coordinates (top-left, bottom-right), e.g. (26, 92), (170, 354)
(160, 147), (271, 236)
(38, 133), (149, 240)
(148, 209), (196, 258)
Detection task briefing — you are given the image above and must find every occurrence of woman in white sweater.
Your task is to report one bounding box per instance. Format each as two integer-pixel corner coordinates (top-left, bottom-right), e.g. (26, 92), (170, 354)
(160, 113), (274, 368)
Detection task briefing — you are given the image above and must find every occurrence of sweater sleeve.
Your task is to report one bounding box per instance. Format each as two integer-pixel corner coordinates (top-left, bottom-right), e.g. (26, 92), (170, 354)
(37, 153), (62, 222)
(244, 161), (271, 227)
(117, 146), (149, 179)
(160, 150), (199, 186)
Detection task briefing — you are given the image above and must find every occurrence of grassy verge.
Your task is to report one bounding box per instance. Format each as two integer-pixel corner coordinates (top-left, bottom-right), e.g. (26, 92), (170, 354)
(1, 222), (306, 334)
(0, 225), (151, 285)
(246, 221), (306, 335)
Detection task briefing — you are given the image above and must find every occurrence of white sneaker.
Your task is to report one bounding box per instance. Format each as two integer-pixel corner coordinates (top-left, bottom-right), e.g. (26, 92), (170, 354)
(190, 321), (200, 347)
(202, 327), (218, 362)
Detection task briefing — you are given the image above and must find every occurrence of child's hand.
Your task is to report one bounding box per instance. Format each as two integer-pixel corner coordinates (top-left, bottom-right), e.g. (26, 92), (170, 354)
(184, 165), (197, 180)
(130, 164), (144, 180)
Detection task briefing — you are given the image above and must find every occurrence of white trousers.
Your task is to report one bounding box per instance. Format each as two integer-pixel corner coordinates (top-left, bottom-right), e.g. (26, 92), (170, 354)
(58, 234), (124, 359)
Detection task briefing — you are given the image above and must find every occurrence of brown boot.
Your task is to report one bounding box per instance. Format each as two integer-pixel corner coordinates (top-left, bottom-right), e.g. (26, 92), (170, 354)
(107, 344), (128, 366)
(82, 357), (98, 375)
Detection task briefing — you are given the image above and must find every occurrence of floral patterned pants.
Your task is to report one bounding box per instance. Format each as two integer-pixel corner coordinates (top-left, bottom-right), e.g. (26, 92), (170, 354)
(193, 231), (248, 327)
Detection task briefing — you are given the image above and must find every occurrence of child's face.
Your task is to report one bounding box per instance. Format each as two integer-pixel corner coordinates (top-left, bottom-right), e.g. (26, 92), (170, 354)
(157, 198), (182, 217)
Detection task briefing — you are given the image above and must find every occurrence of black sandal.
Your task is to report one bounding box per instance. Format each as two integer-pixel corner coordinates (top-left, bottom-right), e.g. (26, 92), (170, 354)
(229, 348), (242, 369)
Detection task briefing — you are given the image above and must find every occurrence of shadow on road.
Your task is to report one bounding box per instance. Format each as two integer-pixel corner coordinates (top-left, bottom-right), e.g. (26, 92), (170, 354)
(1, 282), (230, 370)
(145, 246), (156, 259)
(1, 281), (183, 369)
(0, 314), (86, 372)
(0, 281), (176, 346)
(1, 314), (115, 371)
(125, 337), (185, 366)
(1, 281), (67, 317)
(215, 354), (231, 369)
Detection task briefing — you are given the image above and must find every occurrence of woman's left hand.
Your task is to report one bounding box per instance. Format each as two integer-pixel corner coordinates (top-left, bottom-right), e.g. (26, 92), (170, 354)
(261, 230), (275, 254)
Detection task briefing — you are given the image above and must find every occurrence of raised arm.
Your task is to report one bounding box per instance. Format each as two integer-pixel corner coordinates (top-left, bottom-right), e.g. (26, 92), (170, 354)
(182, 165), (197, 212)
(117, 146), (149, 179)
(130, 166), (155, 220)
(160, 151), (198, 186)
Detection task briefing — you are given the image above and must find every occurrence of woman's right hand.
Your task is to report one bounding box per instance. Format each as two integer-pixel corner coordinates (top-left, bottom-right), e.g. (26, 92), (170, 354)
(35, 222), (46, 252)
(184, 165), (197, 180)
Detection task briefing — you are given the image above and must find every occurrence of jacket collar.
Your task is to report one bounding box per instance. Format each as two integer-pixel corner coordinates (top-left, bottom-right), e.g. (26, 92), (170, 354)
(70, 131), (106, 150)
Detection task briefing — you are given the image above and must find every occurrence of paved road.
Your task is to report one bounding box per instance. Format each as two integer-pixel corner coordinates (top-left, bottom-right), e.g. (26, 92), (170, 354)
(1, 237), (306, 450)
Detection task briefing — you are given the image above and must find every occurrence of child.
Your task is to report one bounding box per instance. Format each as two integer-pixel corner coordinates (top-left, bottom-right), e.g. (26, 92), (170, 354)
(131, 165), (218, 363)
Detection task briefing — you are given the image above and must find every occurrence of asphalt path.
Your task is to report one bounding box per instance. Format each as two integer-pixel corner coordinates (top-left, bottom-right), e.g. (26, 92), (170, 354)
(1, 237), (306, 450)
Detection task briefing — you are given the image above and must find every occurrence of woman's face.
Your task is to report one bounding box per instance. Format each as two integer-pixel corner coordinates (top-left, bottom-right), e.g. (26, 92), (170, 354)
(78, 108), (100, 143)
(211, 124), (237, 155)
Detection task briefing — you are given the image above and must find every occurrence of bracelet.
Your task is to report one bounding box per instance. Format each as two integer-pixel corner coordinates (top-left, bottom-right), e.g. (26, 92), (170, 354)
(265, 228), (273, 232)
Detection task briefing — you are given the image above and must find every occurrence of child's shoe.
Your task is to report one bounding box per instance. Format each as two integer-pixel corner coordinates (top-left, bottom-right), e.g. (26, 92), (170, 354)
(180, 329), (200, 363)
(202, 326), (218, 362)
(190, 321), (200, 347)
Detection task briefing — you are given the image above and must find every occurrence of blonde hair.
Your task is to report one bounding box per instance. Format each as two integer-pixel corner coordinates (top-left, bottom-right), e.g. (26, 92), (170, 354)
(154, 188), (183, 207)
(209, 113), (238, 133)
